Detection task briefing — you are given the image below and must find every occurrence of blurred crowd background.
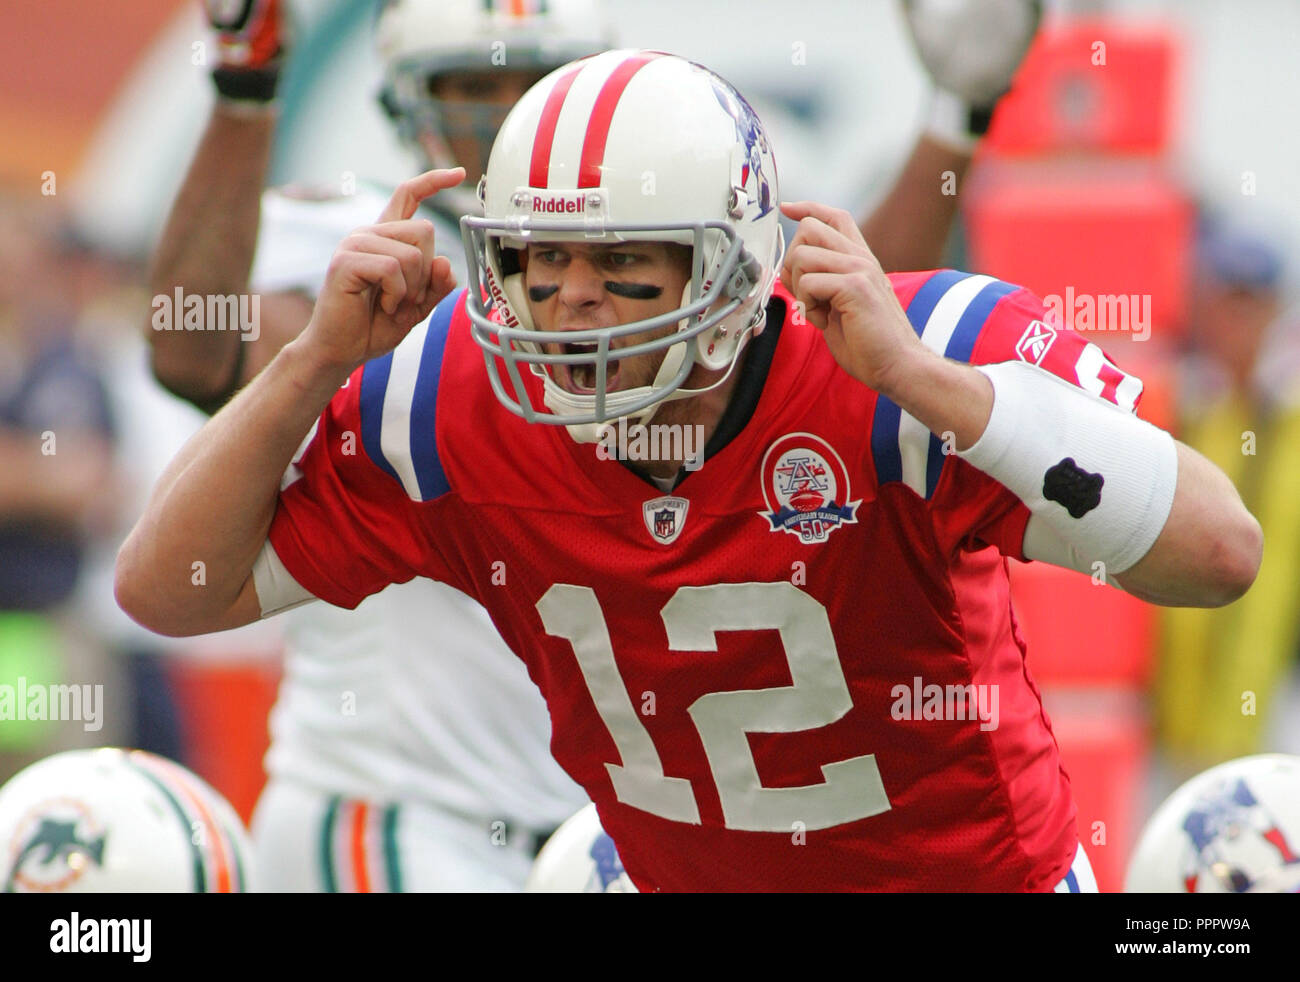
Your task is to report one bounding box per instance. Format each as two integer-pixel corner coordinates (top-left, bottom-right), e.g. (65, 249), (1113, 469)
(2, 0), (1298, 891)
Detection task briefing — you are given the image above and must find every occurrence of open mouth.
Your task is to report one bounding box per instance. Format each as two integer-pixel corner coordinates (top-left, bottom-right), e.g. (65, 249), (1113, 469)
(555, 341), (621, 394)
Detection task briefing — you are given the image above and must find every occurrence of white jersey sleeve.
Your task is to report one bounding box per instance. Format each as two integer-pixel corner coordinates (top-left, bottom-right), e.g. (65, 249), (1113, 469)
(250, 183), (467, 298)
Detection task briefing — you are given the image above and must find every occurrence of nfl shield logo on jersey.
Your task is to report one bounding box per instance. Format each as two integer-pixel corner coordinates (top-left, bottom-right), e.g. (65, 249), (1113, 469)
(643, 496), (689, 545)
(759, 432), (861, 544)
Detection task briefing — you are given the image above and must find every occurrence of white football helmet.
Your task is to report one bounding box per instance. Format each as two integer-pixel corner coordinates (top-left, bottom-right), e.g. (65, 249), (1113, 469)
(0, 748), (256, 893)
(375, 0), (612, 183)
(525, 803), (637, 893)
(1126, 754), (1300, 893)
(462, 50), (785, 442)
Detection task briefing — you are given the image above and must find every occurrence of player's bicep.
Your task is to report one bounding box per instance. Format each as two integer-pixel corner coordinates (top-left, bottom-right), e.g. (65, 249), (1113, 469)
(266, 400), (427, 609)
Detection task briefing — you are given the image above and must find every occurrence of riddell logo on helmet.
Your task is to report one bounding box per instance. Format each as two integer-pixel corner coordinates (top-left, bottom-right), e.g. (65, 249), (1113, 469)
(530, 193), (587, 214)
(486, 273), (519, 329)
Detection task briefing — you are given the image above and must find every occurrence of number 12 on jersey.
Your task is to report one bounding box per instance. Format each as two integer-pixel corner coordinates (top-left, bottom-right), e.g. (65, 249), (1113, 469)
(536, 581), (892, 833)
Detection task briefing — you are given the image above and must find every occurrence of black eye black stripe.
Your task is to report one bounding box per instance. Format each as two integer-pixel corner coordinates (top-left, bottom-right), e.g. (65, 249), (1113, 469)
(526, 283), (663, 301)
(603, 282), (662, 299)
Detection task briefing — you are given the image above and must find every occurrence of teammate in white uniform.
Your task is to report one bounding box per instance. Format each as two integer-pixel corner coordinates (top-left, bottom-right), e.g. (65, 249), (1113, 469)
(145, 0), (1042, 890)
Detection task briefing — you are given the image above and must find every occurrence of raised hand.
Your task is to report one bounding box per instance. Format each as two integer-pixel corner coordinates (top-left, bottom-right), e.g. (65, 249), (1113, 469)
(779, 200), (928, 394)
(300, 168), (465, 375)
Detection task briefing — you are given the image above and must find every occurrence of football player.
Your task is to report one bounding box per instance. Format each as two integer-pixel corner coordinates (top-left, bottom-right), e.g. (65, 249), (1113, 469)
(146, 1), (1045, 891)
(121, 49), (1261, 891)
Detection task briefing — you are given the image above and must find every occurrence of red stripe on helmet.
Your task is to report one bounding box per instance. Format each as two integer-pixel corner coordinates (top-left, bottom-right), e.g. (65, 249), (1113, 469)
(577, 53), (661, 189)
(529, 65), (583, 188)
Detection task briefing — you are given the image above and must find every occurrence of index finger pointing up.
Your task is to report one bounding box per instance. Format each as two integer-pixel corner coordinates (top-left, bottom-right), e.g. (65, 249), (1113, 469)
(781, 200), (867, 245)
(377, 167), (467, 223)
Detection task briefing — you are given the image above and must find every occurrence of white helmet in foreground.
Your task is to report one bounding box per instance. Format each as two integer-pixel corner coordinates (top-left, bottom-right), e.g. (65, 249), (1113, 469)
(526, 803), (637, 893)
(1126, 753), (1300, 893)
(0, 748), (255, 892)
(463, 49), (785, 443)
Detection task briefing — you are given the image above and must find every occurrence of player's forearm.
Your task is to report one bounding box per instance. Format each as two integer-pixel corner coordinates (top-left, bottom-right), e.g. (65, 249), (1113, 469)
(1113, 442), (1263, 607)
(116, 338), (349, 636)
(859, 137), (971, 273)
(883, 354), (1263, 607)
(147, 102), (275, 403)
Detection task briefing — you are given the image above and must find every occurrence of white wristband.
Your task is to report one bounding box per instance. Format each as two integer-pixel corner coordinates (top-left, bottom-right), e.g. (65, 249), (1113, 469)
(957, 361), (1178, 575)
(923, 89), (980, 154)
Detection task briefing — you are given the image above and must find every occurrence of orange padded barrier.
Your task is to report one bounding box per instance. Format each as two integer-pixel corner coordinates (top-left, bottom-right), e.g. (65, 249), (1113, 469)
(966, 161), (1193, 337)
(1039, 688), (1147, 893)
(1009, 559), (1155, 687)
(166, 658), (283, 825)
(986, 20), (1179, 156)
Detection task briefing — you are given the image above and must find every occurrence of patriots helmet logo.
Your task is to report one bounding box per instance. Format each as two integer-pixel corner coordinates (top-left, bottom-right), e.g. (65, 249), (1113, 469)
(1181, 776), (1300, 892)
(707, 75), (775, 218)
(588, 831), (626, 890)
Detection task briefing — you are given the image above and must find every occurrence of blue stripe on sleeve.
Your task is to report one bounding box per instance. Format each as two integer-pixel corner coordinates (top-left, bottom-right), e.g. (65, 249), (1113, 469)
(871, 271), (963, 491)
(870, 395), (904, 486)
(923, 433), (946, 500)
(359, 352), (400, 486)
(872, 272), (1017, 496)
(409, 289), (461, 501)
(943, 279), (1021, 364)
(903, 269), (969, 333)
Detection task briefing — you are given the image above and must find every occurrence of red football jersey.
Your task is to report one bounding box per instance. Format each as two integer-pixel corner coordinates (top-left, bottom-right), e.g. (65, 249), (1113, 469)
(266, 270), (1144, 891)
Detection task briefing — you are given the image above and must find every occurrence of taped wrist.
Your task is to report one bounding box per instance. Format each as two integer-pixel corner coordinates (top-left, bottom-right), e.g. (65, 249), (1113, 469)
(956, 360), (1177, 574)
(923, 89), (994, 153)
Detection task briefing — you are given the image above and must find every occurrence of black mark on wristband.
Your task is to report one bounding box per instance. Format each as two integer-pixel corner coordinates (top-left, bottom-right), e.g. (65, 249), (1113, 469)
(1043, 458), (1104, 519)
